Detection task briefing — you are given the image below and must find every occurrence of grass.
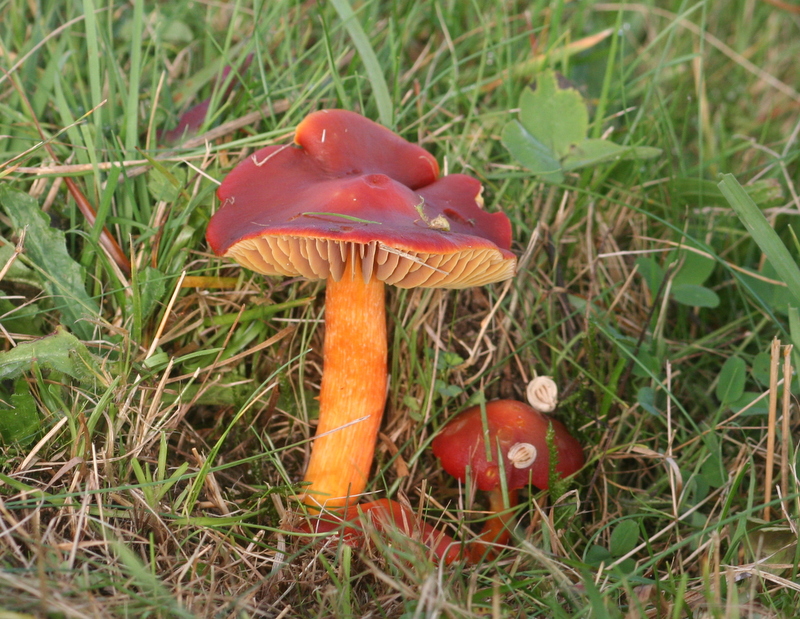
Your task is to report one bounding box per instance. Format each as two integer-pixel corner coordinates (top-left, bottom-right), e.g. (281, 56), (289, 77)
(1, 0), (799, 616)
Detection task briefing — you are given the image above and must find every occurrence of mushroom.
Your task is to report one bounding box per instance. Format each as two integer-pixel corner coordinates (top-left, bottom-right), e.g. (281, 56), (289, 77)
(207, 109), (516, 509)
(432, 399), (584, 558)
(526, 375), (558, 412)
(303, 498), (462, 564)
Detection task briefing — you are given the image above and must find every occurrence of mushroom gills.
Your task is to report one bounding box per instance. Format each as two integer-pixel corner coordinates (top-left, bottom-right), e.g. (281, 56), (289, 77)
(228, 236), (515, 288)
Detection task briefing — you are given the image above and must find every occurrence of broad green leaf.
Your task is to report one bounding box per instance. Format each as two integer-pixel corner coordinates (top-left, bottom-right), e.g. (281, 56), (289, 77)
(743, 522), (797, 574)
(671, 283), (720, 308)
(0, 327), (99, 383)
(751, 352), (771, 387)
(631, 349), (661, 378)
(500, 120), (563, 184)
(609, 520), (639, 557)
(700, 449), (726, 488)
(562, 139), (660, 171)
(518, 71), (587, 157)
(147, 165), (187, 203)
(730, 391), (770, 416)
(160, 18), (193, 44)
(638, 250), (718, 307)
(635, 256), (664, 297)
(672, 249), (716, 286)
(437, 350), (465, 370)
(719, 174), (800, 308)
(716, 356), (747, 404)
(687, 471), (710, 505)
(637, 386), (659, 415)
(0, 378), (40, 446)
(502, 69), (660, 184)
(584, 544), (613, 566)
(0, 185), (99, 340)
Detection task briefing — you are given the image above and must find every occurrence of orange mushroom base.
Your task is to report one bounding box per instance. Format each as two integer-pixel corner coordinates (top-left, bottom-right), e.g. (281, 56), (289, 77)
(301, 262), (388, 509)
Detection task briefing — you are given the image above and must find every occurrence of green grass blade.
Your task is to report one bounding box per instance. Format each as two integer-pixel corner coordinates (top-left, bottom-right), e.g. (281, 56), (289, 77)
(82, 0), (102, 129)
(718, 173), (800, 307)
(124, 0), (144, 154)
(329, 0), (393, 127)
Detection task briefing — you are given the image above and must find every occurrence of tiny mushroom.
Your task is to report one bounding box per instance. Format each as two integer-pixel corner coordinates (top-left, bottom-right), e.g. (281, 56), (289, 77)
(432, 399), (584, 559)
(526, 375), (558, 412)
(207, 109), (516, 510)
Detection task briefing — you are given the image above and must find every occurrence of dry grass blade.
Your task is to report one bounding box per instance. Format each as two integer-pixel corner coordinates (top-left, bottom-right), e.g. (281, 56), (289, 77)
(764, 337), (780, 522)
(780, 345), (793, 504)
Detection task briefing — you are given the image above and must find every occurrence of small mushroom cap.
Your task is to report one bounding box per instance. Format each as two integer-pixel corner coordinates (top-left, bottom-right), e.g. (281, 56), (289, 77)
(207, 109), (516, 288)
(432, 399), (584, 491)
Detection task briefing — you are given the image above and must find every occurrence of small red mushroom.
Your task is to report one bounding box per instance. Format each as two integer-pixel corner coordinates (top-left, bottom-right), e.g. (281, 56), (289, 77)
(432, 399), (584, 559)
(299, 498), (462, 564)
(207, 110), (516, 510)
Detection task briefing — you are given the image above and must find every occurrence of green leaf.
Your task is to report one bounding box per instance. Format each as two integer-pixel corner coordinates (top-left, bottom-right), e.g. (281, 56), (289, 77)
(716, 356), (747, 404)
(0, 327), (100, 383)
(700, 450), (726, 488)
(637, 386), (659, 415)
(147, 165), (187, 203)
(729, 391), (770, 416)
(437, 350), (465, 370)
(0, 186), (99, 340)
(631, 349), (661, 379)
(751, 352), (771, 386)
(502, 69), (660, 184)
(671, 283), (720, 308)
(584, 544), (613, 566)
(434, 379), (462, 398)
(672, 249), (716, 286)
(160, 18), (193, 44)
(519, 72), (587, 157)
(635, 256), (664, 296)
(719, 174), (800, 308)
(500, 120), (563, 184)
(609, 520), (639, 557)
(742, 522), (798, 573)
(0, 378), (40, 446)
(562, 139), (660, 171)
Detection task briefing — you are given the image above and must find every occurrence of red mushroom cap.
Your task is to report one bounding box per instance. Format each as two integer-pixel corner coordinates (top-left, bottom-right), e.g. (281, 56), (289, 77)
(299, 498), (462, 564)
(206, 109), (515, 288)
(432, 399), (584, 492)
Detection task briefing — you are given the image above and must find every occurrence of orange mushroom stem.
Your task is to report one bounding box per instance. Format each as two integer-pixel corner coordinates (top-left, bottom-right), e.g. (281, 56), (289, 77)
(302, 262), (387, 507)
(466, 487), (519, 561)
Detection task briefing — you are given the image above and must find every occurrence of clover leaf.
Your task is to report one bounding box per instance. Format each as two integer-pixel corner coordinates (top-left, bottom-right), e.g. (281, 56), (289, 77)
(501, 70), (661, 184)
